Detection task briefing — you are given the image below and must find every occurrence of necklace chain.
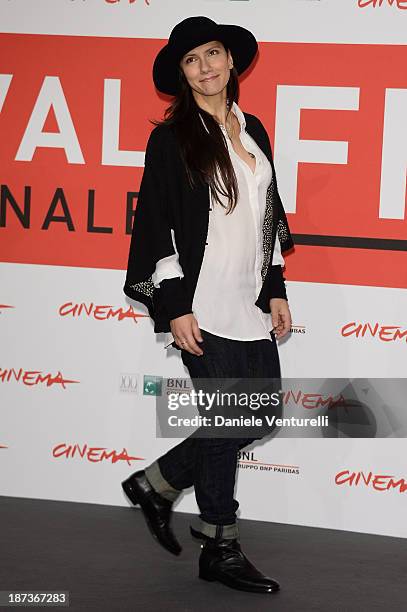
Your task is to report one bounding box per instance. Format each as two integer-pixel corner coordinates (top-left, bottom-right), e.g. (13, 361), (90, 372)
(219, 101), (234, 139)
(213, 102), (255, 157)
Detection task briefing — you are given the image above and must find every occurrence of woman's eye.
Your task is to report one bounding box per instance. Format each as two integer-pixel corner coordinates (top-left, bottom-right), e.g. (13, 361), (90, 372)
(184, 49), (218, 64)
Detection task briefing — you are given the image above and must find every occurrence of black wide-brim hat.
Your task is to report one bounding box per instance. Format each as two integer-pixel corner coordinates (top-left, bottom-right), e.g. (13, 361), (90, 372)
(153, 16), (258, 96)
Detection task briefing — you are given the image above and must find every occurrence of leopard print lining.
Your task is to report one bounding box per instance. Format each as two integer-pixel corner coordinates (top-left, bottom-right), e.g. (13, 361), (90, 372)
(260, 180), (274, 282)
(128, 277), (155, 299)
(277, 218), (289, 244)
(260, 179), (292, 282)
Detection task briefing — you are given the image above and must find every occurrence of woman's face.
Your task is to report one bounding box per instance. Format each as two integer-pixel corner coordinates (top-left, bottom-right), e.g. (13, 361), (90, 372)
(179, 40), (233, 99)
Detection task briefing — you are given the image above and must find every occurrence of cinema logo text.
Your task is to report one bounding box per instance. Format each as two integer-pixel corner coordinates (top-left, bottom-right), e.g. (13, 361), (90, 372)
(336, 469), (407, 493)
(341, 321), (407, 343)
(59, 302), (148, 323)
(0, 368), (79, 388)
(282, 390), (346, 410)
(53, 443), (144, 465)
(358, 0), (407, 9)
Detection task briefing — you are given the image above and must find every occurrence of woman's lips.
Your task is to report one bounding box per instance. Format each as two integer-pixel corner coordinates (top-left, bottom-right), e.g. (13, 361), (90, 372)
(200, 75), (219, 82)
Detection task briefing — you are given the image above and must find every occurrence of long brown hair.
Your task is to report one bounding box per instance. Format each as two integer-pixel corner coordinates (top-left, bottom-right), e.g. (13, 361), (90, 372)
(151, 49), (240, 214)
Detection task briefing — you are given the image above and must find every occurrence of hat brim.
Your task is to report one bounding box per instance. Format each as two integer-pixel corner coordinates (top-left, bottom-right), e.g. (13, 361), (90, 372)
(153, 23), (258, 96)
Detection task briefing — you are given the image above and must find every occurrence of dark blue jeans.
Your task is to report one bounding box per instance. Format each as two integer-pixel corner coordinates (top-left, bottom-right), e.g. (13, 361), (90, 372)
(156, 328), (282, 530)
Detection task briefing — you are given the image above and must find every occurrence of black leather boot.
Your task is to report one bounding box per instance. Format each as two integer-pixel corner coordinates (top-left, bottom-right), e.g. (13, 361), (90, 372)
(121, 469), (182, 556)
(199, 537), (280, 593)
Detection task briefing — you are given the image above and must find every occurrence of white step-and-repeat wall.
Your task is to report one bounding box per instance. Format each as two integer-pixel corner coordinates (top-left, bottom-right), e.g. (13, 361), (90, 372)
(1, 0), (406, 539)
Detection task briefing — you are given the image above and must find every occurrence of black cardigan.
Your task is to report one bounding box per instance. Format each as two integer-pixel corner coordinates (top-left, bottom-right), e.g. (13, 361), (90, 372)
(123, 111), (294, 333)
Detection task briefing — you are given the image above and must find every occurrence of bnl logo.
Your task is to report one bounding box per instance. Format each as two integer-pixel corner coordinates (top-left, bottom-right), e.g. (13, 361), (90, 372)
(143, 375), (163, 396)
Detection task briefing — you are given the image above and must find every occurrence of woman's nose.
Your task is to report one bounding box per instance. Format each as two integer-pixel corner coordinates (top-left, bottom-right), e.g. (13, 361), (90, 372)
(200, 57), (210, 72)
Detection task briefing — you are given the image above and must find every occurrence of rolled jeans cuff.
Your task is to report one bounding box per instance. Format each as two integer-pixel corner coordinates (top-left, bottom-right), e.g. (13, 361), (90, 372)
(193, 518), (239, 540)
(144, 459), (182, 503)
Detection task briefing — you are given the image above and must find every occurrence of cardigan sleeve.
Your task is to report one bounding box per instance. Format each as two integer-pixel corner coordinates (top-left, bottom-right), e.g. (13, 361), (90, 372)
(269, 265), (288, 301)
(123, 127), (192, 322)
(151, 229), (184, 288)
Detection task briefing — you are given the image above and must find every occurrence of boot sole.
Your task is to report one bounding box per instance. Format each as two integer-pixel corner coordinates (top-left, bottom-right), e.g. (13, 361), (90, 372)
(199, 569), (280, 593)
(121, 479), (181, 556)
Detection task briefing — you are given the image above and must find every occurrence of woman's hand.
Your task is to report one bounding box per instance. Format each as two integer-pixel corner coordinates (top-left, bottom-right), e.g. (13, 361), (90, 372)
(170, 313), (204, 355)
(270, 298), (292, 340)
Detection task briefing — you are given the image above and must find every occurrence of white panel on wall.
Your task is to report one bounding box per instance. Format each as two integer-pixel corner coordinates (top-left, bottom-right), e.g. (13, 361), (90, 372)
(1, 0), (407, 43)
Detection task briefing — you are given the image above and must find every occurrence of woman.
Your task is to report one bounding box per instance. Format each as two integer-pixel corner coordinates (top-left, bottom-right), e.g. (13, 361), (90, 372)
(121, 16), (294, 594)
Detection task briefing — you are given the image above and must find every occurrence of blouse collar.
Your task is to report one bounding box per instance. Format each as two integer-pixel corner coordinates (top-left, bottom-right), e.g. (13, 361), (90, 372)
(230, 101), (246, 131)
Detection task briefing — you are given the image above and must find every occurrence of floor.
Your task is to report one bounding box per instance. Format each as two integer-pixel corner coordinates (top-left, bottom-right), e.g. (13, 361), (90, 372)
(1, 495), (406, 611)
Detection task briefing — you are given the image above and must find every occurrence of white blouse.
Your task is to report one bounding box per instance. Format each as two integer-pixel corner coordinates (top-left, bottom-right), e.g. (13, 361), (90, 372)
(152, 101), (285, 349)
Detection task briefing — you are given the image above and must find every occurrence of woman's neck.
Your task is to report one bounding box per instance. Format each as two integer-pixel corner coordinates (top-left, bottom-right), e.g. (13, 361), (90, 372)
(193, 91), (232, 127)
